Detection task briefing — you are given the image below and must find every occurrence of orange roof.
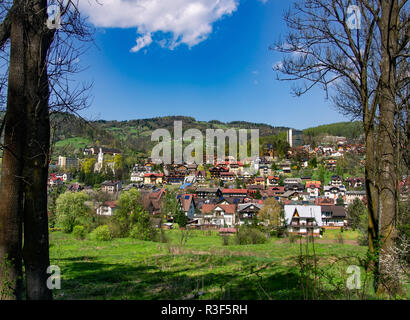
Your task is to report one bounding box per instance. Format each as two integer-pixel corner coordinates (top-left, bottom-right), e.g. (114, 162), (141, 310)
(201, 204), (237, 214)
(220, 172), (236, 176)
(144, 173), (164, 177)
(104, 201), (118, 208)
(306, 180), (321, 185)
(222, 188), (248, 194)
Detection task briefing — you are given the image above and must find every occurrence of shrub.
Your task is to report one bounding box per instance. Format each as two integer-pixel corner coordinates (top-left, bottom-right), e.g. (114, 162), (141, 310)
(72, 225), (87, 240)
(107, 221), (124, 239)
(271, 226), (288, 238)
(90, 225), (112, 241)
(129, 224), (157, 241)
(235, 227), (267, 245)
(56, 192), (92, 233)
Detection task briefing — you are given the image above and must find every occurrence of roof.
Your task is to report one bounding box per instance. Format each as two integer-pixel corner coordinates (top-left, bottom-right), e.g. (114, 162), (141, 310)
(220, 172), (236, 176)
(179, 194), (195, 212)
(201, 204), (237, 215)
(282, 190), (301, 198)
(237, 203), (262, 212)
(284, 178), (303, 184)
(346, 190), (366, 195)
(102, 180), (121, 186)
(333, 205), (347, 217)
(320, 204), (347, 217)
(104, 201), (118, 208)
(216, 197), (244, 205)
(269, 186), (285, 192)
(195, 188), (221, 193)
(141, 189), (166, 214)
(144, 173), (164, 177)
(284, 205), (323, 226)
(324, 185), (346, 191)
(315, 197), (335, 205)
(222, 188), (248, 194)
(306, 183), (321, 189)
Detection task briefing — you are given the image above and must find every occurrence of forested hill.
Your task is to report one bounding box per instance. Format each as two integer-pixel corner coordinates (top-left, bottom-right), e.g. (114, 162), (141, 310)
(303, 121), (363, 140)
(49, 113), (292, 157)
(2, 112), (364, 159)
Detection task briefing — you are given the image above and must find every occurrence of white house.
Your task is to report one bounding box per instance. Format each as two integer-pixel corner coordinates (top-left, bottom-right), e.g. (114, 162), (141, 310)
(306, 182), (321, 198)
(96, 201), (118, 216)
(324, 185), (346, 201)
(345, 190), (366, 205)
(198, 204), (237, 227)
(130, 171), (144, 183)
(284, 205), (323, 236)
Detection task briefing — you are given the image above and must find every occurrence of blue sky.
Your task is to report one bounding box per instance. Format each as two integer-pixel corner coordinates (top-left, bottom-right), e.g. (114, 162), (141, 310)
(76, 0), (350, 130)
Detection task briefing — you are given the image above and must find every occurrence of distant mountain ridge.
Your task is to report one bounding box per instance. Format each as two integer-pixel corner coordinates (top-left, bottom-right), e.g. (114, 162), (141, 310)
(50, 113), (294, 157)
(43, 113), (363, 157)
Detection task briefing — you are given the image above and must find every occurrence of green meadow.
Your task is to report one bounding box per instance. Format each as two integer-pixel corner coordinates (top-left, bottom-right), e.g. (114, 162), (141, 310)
(49, 229), (388, 300)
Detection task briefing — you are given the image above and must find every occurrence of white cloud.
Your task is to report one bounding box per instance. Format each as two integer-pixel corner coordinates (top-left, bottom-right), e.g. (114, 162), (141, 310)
(79, 0), (238, 52)
(130, 33), (152, 52)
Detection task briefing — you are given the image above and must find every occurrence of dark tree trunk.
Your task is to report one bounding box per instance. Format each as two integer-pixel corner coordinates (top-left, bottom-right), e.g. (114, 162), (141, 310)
(0, 2), (25, 300)
(21, 0), (54, 300)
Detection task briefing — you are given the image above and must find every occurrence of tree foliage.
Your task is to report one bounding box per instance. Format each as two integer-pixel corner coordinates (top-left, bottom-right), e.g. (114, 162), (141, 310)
(56, 192), (91, 233)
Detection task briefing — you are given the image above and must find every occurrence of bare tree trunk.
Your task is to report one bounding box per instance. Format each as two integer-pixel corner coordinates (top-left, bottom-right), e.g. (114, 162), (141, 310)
(21, 0), (53, 300)
(0, 2), (25, 300)
(376, 0), (400, 295)
(364, 122), (379, 267)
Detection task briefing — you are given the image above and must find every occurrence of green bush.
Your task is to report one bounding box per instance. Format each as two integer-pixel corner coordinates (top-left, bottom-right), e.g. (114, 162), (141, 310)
(129, 224), (157, 241)
(72, 225), (87, 240)
(106, 221), (125, 239)
(56, 192), (92, 233)
(235, 227), (267, 245)
(90, 225), (112, 241)
(270, 226), (288, 238)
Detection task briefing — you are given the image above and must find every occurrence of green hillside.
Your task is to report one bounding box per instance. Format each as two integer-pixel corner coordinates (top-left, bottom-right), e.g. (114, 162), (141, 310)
(303, 121), (363, 140)
(3, 112), (365, 160)
(50, 114), (293, 157)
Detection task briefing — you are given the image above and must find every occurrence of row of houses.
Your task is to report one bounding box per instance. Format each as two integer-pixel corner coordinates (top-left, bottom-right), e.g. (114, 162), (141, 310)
(95, 185), (349, 235)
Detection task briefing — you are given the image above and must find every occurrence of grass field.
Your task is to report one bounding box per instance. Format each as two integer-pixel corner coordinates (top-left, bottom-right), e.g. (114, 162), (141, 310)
(54, 137), (91, 150)
(48, 229), (390, 300)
